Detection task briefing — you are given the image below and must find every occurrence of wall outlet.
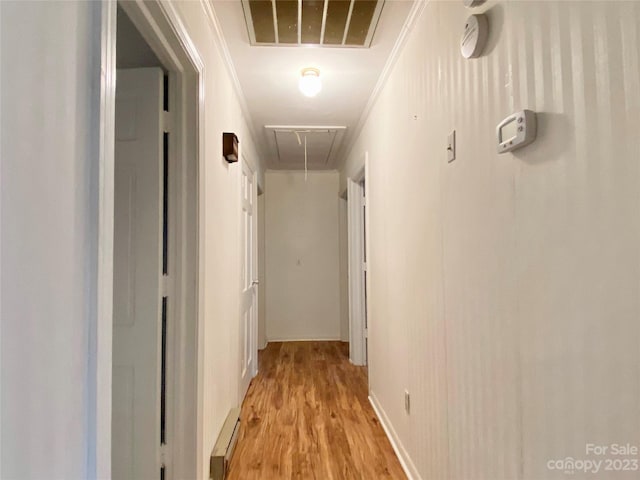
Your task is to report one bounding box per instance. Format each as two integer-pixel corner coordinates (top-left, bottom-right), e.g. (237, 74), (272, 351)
(404, 390), (410, 414)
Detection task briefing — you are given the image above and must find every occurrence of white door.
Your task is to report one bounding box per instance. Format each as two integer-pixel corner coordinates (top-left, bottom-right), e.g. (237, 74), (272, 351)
(239, 158), (258, 402)
(112, 68), (165, 480)
(361, 178), (369, 365)
(347, 176), (368, 366)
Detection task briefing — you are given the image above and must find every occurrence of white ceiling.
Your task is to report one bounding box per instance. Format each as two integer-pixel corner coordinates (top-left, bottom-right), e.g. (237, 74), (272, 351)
(212, 0), (414, 170)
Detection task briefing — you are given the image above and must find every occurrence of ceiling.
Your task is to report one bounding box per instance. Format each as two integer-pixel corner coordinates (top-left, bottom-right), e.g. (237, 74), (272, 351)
(212, 0), (414, 170)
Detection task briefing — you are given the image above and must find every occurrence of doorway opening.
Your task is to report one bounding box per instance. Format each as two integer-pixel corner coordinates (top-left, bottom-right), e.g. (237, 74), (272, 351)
(347, 155), (370, 368)
(109, 3), (203, 479)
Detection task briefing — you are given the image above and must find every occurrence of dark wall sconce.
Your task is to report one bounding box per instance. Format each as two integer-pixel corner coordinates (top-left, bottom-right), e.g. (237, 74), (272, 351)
(223, 132), (239, 163)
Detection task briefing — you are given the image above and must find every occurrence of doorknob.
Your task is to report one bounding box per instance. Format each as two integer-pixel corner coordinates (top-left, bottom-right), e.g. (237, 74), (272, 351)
(252, 280), (260, 286)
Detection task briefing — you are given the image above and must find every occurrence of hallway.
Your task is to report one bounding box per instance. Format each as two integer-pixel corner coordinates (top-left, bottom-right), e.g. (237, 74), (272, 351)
(227, 342), (406, 480)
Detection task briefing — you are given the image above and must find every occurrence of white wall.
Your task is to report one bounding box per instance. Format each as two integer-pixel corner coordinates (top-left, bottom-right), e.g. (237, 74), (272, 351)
(341, 1), (640, 479)
(116, 6), (161, 69)
(169, 3), (264, 478)
(1, 2), (104, 478)
(265, 171), (341, 341)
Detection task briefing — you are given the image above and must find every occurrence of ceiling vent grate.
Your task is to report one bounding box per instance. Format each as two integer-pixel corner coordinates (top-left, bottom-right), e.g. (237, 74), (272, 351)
(242, 0), (384, 48)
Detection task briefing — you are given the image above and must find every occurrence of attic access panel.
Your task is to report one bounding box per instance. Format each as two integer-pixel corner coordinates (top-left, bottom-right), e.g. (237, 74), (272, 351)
(274, 129), (337, 167)
(242, 0), (384, 48)
(266, 126), (346, 168)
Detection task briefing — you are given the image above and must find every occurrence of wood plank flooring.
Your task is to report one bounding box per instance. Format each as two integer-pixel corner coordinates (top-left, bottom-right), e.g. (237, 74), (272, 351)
(227, 341), (407, 480)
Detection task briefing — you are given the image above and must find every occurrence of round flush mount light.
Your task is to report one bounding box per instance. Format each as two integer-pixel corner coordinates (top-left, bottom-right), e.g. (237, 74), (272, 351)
(299, 67), (321, 97)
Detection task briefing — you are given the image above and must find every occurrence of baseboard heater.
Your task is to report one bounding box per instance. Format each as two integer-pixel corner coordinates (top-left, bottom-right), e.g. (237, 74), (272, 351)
(210, 408), (241, 480)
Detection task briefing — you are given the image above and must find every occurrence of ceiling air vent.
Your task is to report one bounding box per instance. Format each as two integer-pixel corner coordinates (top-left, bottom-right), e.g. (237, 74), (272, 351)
(242, 0), (385, 48)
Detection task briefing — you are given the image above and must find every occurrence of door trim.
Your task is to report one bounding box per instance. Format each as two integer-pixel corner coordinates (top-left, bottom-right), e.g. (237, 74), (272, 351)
(94, 3), (117, 478)
(97, 2), (205, 478)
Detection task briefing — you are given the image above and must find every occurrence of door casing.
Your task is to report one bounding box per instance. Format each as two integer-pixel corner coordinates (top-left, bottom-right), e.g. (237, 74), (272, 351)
(97, 2), (205, 478)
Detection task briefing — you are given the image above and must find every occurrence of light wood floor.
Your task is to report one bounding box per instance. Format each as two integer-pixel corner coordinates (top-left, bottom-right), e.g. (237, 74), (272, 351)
(227, 341), (407, 480)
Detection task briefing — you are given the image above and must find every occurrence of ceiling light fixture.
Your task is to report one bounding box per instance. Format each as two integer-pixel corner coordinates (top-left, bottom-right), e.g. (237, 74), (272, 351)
(299, 68), (321, 97)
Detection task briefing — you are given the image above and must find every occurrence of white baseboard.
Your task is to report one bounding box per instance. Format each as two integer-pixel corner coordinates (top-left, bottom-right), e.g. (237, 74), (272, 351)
(266, 337), (342, 342)
(369, 392), (422, 480)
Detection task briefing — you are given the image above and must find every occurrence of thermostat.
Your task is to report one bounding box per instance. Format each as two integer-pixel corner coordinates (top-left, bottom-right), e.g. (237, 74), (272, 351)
(496, 110), (537, 153)
(460, 14), (489, 59)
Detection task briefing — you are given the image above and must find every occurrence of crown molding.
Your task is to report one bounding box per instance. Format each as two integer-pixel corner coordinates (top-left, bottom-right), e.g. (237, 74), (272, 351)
(199, 0), (269, 168)
(265, 169), (340, 174)
(335, 0), (429, 170)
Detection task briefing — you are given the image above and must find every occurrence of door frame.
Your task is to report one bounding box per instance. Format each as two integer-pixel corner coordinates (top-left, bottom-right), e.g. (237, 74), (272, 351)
(347, 153), (371, 367)
(96, 2), (205, 479)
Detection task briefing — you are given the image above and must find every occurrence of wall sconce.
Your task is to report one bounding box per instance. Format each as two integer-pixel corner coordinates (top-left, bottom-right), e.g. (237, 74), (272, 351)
(223, 132), (239, 163)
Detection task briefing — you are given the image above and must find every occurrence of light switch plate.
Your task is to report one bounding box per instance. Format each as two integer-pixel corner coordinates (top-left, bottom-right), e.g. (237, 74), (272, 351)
(404, 390), (411, 414)
(447, 130), (456, 162)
